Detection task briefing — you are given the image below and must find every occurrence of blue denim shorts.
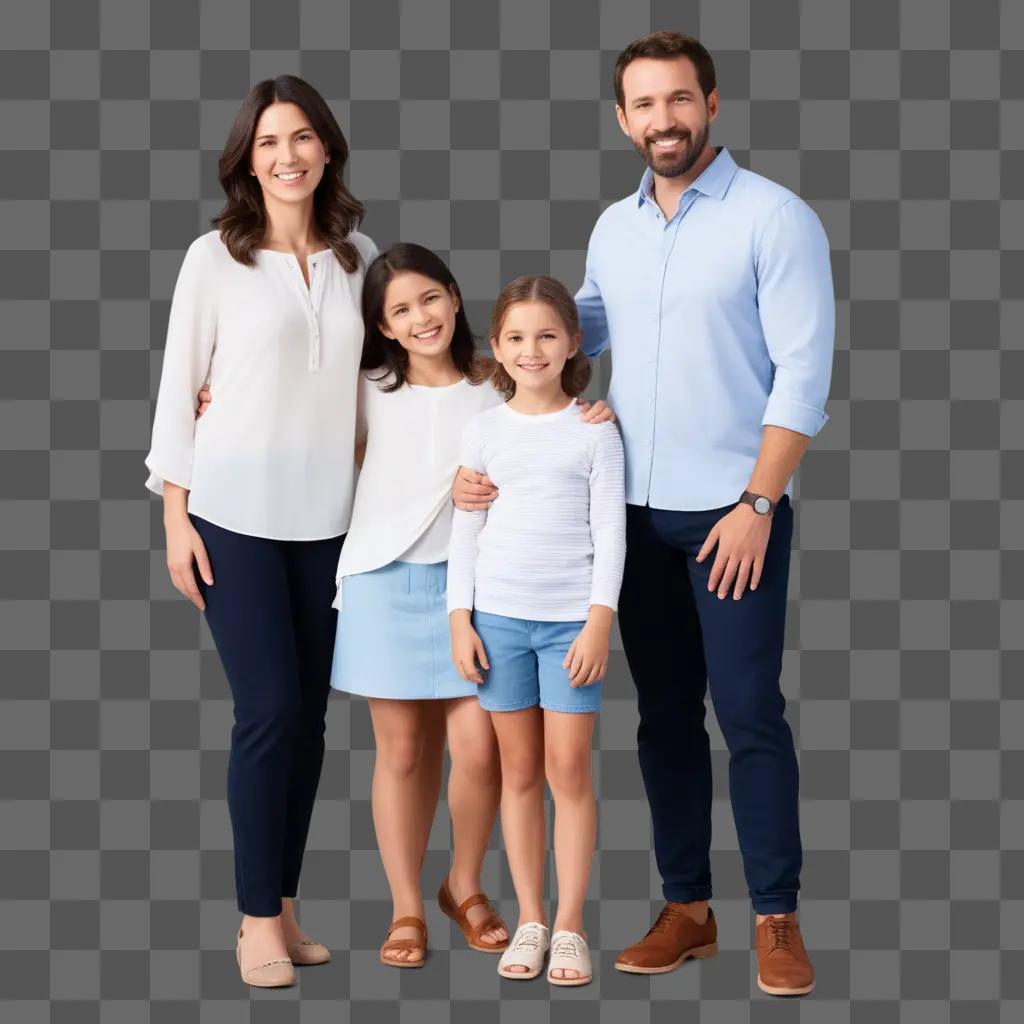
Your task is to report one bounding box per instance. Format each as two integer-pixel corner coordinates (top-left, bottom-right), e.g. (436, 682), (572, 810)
(472, 610), (601, 714)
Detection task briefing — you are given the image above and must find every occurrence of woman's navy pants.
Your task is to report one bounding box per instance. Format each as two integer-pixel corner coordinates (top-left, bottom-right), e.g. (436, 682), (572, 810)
(191, 515), (343, 917)
(617, 498), (802, 915)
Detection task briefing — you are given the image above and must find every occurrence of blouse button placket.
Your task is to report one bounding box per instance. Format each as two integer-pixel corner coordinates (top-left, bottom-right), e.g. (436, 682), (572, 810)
(309, 258), (321, 372)
(290, 255), (322, 373)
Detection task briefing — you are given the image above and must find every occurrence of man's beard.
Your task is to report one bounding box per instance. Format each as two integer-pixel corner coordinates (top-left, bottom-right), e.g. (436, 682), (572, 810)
(635, 120), (709, 179)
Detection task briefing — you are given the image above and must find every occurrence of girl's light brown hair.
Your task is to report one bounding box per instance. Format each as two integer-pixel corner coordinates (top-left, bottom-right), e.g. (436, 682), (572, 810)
(489, 276), (592, 401)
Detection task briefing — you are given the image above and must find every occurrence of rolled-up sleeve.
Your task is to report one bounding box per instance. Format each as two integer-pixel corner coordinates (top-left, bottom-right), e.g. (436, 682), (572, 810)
(755, 198), (834, 438)
(144, 236), (218, 495)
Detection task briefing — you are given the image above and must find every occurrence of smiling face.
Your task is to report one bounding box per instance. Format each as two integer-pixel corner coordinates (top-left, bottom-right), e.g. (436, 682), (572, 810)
(378, 271), (461, 361)
(615, 56), (718, 179)
(490, 300), (580, 397)
(249, 101), (329, 204)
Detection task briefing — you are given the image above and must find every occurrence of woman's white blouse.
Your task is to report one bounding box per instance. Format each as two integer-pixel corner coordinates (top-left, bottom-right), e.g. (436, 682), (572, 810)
(144, 229), (378, 540)
(333, 371), (504, 609)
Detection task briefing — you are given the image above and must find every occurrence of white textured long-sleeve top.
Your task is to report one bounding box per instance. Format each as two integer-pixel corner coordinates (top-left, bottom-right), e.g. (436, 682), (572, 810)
(332, 371), (504, 609)
(144, 229), (378, 540)
(447, 398), (626, 622)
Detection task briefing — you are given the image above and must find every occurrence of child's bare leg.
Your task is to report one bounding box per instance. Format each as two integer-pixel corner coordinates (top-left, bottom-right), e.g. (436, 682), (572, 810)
(544, 709), (597, 980)
(444, 696), (507, 945)
(489, 706), (547, 971)
(368, 698), (446, 962)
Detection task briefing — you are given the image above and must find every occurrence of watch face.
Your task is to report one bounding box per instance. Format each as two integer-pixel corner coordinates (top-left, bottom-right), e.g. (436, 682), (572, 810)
(754, 496), (771, 515)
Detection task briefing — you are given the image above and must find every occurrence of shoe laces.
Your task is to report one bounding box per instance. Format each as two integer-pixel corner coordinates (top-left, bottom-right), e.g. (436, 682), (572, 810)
(766, 916), (794, 953)
(648, 903), (686, 936)
(511, 923), (546, 952)
(551, 932), (583, 959)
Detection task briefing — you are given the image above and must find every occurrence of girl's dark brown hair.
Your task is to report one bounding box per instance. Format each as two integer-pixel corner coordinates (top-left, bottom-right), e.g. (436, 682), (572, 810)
(213, 75), (366, 271)
(613, 31), (717, 108)
(489, 276), (592, 401)
(360, 243), (491, 393)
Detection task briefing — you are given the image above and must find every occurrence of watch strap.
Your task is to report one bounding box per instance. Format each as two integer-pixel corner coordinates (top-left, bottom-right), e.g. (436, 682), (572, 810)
(739, 490), (776, 516)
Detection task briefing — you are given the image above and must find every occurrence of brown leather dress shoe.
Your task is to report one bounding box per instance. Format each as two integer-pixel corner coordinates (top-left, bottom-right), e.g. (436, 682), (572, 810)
(615, 903), (718, 974)
(755, 913), (815, 995)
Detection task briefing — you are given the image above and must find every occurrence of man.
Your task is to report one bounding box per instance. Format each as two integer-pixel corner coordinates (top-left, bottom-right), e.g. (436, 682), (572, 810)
(581, 30), (831, 995)
(455, 31), (832, 995)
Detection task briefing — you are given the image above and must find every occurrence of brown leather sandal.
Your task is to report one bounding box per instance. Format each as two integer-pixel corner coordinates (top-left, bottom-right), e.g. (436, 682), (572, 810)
(438, 878), (509, 953)
(380, 916), (428, 968)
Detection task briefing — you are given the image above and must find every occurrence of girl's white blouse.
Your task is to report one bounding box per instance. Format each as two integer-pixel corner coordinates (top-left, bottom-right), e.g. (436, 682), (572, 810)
(144, 229), (378, 540)
(333, 371), (504, 609)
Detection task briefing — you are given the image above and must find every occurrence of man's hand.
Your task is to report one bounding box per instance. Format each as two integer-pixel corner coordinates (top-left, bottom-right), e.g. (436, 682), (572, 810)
(453, 465), (499, 511)
(450, 611), (489, 683)
(695, 504), (772, 600)
(578, 399), (616, 424)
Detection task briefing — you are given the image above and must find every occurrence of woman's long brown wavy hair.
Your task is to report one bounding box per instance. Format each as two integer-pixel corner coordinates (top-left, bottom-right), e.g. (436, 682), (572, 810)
(213, 75), (366, 271)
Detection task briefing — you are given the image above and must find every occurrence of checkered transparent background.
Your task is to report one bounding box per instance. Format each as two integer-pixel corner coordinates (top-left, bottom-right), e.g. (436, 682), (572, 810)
(1, 0), (1022, 1020)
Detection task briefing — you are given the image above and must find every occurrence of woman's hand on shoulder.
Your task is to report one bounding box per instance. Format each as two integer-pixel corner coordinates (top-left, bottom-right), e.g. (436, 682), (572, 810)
(578, 399), (615, 424)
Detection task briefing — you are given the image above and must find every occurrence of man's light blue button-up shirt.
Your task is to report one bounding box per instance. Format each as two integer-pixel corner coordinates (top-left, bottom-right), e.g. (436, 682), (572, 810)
(575, 146), (834, 511)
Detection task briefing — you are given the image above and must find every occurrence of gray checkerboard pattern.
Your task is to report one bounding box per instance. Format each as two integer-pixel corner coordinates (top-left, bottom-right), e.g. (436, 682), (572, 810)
(1, 0), (1021, 1019)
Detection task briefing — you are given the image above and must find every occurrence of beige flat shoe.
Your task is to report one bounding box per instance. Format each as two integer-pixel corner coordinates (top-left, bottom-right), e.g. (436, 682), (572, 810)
(287, 937), (331, 965)
(236, 928), (295, 988)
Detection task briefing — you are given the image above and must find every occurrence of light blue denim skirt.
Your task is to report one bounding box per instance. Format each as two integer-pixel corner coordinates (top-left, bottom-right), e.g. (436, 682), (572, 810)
(329, 560), (478, 700)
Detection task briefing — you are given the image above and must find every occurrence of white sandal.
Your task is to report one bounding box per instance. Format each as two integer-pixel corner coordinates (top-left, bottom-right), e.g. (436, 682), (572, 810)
(547, 930), (592, 986)
(497, 922), (549, 980)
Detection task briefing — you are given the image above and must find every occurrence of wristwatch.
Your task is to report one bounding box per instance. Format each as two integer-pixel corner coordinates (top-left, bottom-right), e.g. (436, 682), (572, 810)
(738, 490), (776, 516)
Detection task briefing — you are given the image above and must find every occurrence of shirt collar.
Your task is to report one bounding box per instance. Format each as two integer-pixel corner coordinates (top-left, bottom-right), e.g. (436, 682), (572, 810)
(637, 146), (738, 208)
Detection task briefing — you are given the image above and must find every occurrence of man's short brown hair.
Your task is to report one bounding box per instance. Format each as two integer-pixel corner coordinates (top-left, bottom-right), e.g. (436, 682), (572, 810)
(613, 31), (717, 108)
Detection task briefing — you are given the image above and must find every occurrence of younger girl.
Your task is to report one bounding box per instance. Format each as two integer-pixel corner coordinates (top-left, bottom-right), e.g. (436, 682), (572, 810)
(447, 277), (626, 986)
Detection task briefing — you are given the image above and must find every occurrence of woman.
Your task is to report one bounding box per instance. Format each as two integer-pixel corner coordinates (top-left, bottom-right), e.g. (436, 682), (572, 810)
(144, 75), (376, 988)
